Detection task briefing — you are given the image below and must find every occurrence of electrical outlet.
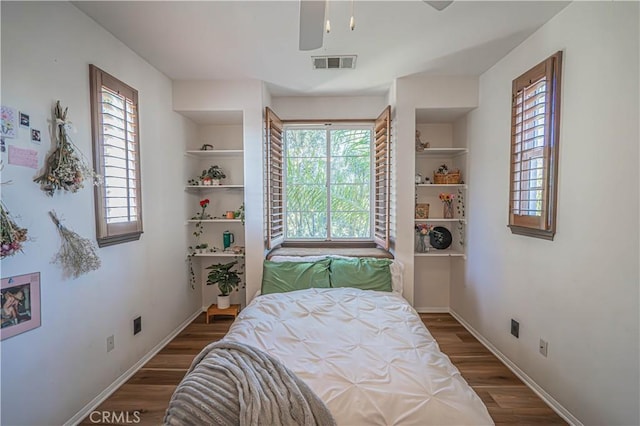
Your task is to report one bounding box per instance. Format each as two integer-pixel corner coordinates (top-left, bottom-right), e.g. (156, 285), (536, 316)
(511, 319), (519, 338)
(107, 335), (115, 352)
(539, 339), (548, 357)
(133, 316), (142, 335)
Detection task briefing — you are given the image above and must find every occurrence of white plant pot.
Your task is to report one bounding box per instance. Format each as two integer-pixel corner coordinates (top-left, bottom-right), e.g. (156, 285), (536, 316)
(211, 179), (221, 186)
(217, 295), (230, 309)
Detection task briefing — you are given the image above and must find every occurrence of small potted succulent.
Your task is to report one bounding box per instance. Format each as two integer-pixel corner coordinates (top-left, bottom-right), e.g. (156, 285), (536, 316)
(200, 165), (226, 186)
(206, 261), (242, 309)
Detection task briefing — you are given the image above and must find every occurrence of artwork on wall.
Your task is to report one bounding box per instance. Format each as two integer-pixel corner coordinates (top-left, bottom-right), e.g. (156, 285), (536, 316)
(30, 128), (41, 143)
(1, 106), (18, 139)
(19, 112), (30, 128)
(1, 272), (41, 341)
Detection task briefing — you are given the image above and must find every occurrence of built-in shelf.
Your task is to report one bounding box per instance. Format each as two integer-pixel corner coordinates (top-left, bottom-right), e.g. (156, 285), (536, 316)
(187, 219), (242, 223)
(416, 184), (467, 188)
(185, 185), (244, 190)
(186, 149), (244, 157)
(414, 248), (465, 258)
(416, 148), (468, 157)
(415, 218), (466, 224)
(191, 252), (245, 258)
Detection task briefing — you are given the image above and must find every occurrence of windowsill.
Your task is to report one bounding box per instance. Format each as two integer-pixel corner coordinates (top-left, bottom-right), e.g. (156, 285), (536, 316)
(267, 244), (394, 260)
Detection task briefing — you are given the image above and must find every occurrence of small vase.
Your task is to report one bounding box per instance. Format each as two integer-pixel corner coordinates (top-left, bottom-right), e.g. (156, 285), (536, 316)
(416, 234), (430, 253)
(443, 202), (454, 219)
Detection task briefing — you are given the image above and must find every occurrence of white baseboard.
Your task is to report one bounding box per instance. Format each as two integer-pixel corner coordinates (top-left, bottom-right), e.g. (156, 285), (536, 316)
(64, 309), (202, 426)
(414, 307), (450, 313)
(449, 309), (582, 426)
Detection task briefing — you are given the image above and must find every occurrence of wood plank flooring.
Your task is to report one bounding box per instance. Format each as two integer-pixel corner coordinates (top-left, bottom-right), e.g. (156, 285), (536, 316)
(81, 313), (565, 425)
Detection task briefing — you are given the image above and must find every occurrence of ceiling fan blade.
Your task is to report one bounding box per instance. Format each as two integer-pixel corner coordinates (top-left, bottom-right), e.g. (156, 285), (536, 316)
(299, 0), (326, 51)
(424, 1), (453, 11)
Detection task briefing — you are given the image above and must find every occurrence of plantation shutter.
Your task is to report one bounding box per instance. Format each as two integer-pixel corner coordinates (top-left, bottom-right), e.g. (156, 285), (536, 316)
(373, 106), (391, 249)
(509, 52), (562, 240)
(265, 107), (284, 249)
(90, 65), (143, 247)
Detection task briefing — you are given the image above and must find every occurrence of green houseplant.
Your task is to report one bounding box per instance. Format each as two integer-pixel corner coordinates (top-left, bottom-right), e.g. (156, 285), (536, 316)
(206, 261), (242, 309)
(200, 165), (226, 185)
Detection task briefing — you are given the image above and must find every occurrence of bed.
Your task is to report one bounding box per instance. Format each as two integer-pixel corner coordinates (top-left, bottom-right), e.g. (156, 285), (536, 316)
(166, 257), (494, 425)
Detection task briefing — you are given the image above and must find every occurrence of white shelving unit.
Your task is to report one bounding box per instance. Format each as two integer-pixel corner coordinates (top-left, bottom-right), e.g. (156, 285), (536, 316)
(414, 120), (467, 258)
(187, 219), (243, 223)
(192, 252), (244, 258)
(183, 112), (246, 308)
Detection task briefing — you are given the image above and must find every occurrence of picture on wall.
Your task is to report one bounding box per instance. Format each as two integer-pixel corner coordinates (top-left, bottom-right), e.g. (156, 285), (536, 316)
(1, 272), (41, 341)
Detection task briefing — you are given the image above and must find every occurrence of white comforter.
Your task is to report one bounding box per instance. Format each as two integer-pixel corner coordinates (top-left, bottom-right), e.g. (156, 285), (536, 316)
(224, 288), (494, 425)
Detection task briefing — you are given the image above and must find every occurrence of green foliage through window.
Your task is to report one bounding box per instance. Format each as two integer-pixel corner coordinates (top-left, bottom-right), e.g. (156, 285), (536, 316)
(285, 127), (372, 239)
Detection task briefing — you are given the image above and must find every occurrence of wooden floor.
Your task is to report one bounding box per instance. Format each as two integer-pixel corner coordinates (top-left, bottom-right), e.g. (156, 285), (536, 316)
(82, 313), (565, 425)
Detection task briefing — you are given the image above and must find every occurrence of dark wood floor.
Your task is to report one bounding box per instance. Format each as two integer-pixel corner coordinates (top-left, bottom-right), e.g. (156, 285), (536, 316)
(81, 313), (565, 425)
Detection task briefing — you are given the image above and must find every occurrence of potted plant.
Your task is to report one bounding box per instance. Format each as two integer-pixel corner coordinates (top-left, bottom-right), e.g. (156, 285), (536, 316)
(200, 165), (226, 186)
(206, 261), (242, 309)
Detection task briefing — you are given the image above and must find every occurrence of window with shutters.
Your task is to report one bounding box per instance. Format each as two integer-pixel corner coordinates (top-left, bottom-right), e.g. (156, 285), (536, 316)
(283, 125), (373, 240)
(89, 65), (143, 247)
(509, 51), (562, 240)
(265, 106), (390, 249)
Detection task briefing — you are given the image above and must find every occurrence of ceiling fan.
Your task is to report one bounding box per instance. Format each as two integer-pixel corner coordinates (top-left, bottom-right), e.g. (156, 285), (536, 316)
(298, 0), (454, 51)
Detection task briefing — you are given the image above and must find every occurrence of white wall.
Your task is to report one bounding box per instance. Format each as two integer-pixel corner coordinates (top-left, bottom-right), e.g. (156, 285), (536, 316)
(173, 79), (265, 303)
(395, 76), (479, 306)
(271, 96), (386, 120)
(452, 2), (639, 425)
(0, 2), (199, 425)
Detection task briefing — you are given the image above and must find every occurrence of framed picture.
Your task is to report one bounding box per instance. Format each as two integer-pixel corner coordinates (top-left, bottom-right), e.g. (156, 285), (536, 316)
(415, 203), (430, 219)
(1, 272), (41, 341)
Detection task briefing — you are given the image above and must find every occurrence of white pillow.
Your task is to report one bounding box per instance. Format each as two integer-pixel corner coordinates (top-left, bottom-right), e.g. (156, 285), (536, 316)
(268, 255), (403, 295)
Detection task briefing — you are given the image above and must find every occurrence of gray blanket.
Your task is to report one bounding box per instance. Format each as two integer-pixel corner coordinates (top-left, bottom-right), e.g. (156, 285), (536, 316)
(164, 341), (336, 426)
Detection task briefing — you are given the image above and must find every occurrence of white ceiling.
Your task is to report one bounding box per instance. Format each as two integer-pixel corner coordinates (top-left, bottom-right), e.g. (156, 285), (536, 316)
(74, 1), (569, 97)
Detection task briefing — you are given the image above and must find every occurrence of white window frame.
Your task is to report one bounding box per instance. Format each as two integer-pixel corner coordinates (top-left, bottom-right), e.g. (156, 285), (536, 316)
(283, 123), (375, 242)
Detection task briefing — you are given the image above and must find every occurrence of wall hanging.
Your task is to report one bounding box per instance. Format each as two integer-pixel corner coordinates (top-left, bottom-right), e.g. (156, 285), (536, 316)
(34, 101), (101, 196)
(49, 211), (101, 278)
(1, 272), (41, 340)
(0, 201), (28, 258)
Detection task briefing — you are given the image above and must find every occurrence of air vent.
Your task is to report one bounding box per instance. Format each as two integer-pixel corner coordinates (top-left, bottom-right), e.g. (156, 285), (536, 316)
(312, 55), (357, 70)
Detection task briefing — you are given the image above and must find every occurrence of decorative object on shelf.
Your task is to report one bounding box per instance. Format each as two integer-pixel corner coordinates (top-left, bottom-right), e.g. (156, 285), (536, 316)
(200, 165), (226, 186)
(1, 201), (28, 258)
(196, 243), (209, 254)
(430, 226), (452, 250)
(49, 210), (101, 278)
(193, 198), (211, 239)
(433, 164), (461, 185)
(205, 261), (243, 309)
(415, 203), (430, 219)
(415, 223), (434, 252)
(415, 173), (423, 184)
(223, 230), (235, 250)
(1, 272), (41, 341)
(230, 245), (245, 254)
(225, 211), (235, 219)
(424, 177), (431, 184)
(415, 130), (430, 151)
(200, 144), (214, 151)
(439, 193), (456, 219)
(34, 101), (101, 196)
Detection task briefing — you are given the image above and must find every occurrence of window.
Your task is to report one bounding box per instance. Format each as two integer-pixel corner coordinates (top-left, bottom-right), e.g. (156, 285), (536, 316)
(284, 126), (372, 240)
(509, 52), (562, 240)
(265, 106), (391, 249)
(89, 65), (143, 247)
